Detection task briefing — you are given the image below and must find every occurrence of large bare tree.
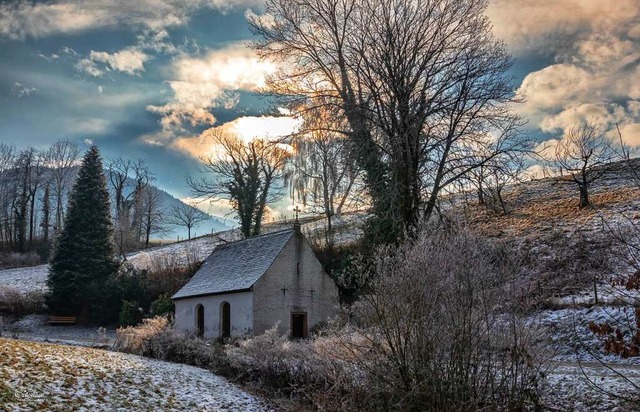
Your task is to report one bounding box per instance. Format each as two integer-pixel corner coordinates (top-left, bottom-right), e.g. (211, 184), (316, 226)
(187, 131), (291, 238)
(288, 106), (362, 245)
(251, 0), (525, 242)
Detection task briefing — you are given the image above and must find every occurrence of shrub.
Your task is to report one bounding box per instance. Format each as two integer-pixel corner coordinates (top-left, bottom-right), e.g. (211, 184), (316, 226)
(338, 225), (545, 410)
(150, 294), (173, 317)
(91, 263), (148, 325)
(142, 331), (228, 370)
(114, 317), (227, 370)
(0, 252), (42, 269)
(0, 287), (46, 317)
(226, 325), (345, 403)
(114, 316), (169, 353)
(143, 251), (202, 300)
(118, 300), (142, 327)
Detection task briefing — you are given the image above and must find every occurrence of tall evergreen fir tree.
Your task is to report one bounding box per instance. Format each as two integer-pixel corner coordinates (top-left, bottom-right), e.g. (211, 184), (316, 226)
(47, 146), (119, 319)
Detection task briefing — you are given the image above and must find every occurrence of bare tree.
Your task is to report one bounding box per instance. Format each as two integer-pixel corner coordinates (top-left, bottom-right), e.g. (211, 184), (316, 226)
(0, 144), (17, 249)
(251, 0), (524, 242)
(484, 152), (528, 214)
(140, 186), (167, 247)
(169, 203), (209, 240)
(551, 122), (616, 208)
(40, 183), (51, 243)
(107, 157), (152, 254)
(187, 131), (291, 238)
(130, 161), (151, 244)
(288, 106), (362, 245)
(13, 148), (44, 253)
(340, 226), (543, 409)
(46, 140), (81, 234)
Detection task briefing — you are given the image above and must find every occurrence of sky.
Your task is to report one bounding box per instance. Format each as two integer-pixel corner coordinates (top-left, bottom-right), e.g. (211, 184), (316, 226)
(1, 0), (639, 216)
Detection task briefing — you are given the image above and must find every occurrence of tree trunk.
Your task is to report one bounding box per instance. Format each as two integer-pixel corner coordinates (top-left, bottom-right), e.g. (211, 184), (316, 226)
(41, 185), (50, 242)
(579, 183), (590, 208)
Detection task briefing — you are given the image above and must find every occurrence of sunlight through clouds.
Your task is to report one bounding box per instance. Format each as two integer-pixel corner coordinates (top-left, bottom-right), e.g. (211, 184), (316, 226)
(147, 44), (276, 131)
(171, 114), (301, 160)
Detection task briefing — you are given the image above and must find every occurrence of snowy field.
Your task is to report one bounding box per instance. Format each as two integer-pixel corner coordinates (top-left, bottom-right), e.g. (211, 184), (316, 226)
(0, 338), (267, 411)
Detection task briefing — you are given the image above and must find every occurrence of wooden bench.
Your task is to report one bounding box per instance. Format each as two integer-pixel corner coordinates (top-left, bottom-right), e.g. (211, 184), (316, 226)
(48, 316), (77, 325)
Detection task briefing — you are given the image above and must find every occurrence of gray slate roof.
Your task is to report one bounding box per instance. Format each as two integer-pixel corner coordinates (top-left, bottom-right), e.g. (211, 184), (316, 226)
(172, 229), (294, 300)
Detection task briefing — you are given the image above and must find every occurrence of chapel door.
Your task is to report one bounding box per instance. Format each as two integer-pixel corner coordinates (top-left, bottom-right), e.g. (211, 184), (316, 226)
(291, 312), (308, 339)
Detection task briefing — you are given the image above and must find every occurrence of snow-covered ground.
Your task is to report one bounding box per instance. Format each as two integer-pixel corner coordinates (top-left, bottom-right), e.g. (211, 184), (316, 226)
(0, 264), (49, 293)
(529, 305), (640, 364)
(0, 337), (267, 411)
(1, 314), (116, 348)
(544, 361), (640, 411)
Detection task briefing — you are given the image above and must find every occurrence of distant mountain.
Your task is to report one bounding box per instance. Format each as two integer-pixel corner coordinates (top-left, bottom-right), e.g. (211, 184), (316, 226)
(150, 185), (232, 240)
(115, 175), (231, 241)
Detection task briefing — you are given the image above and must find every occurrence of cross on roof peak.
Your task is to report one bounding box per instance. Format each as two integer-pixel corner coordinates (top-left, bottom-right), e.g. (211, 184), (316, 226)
(293, 206), (301, 222)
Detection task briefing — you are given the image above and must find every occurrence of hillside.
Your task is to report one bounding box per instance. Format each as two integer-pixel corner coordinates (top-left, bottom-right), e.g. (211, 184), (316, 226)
(456, 159), (640, 303)
(0, 212), (364, 295)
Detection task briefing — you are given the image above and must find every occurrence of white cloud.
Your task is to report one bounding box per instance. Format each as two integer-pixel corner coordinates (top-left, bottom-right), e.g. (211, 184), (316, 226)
(617, 124), (640, 148)
(539, 103), (625, 133)
(516, 64), (592, 119)
(11, 82), (37, 97)
(497, 0), (640, 146)
(148, 44), (276, 130)
(89, 48), (149, 75)
(75, 58), (103, 76)
(487, 0), (640, 53)
(0, 0), (264, 40)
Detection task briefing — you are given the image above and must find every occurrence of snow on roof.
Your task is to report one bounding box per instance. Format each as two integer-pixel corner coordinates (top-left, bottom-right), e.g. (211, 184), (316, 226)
(171, 229), (294, 300)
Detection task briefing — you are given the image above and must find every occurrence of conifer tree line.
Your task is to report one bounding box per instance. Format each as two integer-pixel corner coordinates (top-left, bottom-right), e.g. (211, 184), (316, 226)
(0, 141), (167, 261)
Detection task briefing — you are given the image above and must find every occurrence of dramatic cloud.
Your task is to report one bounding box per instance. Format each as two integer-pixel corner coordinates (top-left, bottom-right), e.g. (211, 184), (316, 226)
(171, 114), (301, 159)
(487, 0), (640, 54)
(147, 44), (276, 130)
(488, 0), (640, 148)
(0, 0), (263, 40)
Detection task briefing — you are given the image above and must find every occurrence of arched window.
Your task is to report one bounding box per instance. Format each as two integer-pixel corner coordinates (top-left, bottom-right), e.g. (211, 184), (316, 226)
(220, 301), (231, 338)
(195, 304), (204, 337)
